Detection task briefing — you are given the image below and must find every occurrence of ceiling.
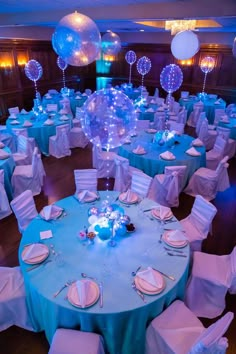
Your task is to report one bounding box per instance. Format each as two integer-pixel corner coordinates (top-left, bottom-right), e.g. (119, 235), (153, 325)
(0, 0), (235, 35)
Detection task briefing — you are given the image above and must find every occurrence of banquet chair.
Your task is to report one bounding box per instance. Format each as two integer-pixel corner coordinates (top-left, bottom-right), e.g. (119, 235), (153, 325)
(226, 103), (236, 116)
(131, 170), (152, 198)
(198, 118), (217, 151)
(148, 165), (187, 207)
(177, 107), (187, 125)
(113, 155), (142, 193)
(69, 127), (89, 149)
(8, 106), (20, 115)
(12, 127), (37, 155)
(155, 97), (165, 106)
(12, 135), (32, 166)
(153, 112), (165, 130)
(46, 103), (58, 113)
(213, 108), (226, 125)
(180, 195), (217, 253)
(0, 131), (16, 152)
(172, 101), (181, 115)
(206, 135), (227, 170)
(0, 266), (34, 332)
(11, 147), (45, 198)
(49, 124), (71, 158)
(180, 91), (189, 98)
(184, 156), (230, 201)
(184, 248), (236, 319)
(187, 104), (203, 127)
(92, 136), (117, 178)
(216, 126), (236, 159)
(195, 111), (206, 136)
(145, 300), (234, 354)
(168, 121), (185, 135)
(10, 190), (38, 233)
(59, 98), (73, 115)
(0, 170), (12, 219)
(136, 120), (150, 131)
(74, 169), (98, 193)
(48, 328), (105, 354)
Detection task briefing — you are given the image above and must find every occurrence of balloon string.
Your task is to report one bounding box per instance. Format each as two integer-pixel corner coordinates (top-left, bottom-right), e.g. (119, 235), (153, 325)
(34, 80), (40, 107)
(141, 75), (144, 98)
(129, 64), (132, 84)
(202, 72), (207, 93)
(62, 69), (66, 88)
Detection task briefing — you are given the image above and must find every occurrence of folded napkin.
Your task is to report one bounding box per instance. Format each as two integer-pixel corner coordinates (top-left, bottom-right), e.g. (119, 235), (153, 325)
(78, 190), (97, 202)
(76, 279), (91, 308)
(9, 113), (17, 119)
(192, 138), (204, 147)
(43, 119), (54, 126)
(167, 229), (187, 242)
(0, 149), (10, 159)
(159, 205), (172, 220)
(159, 151), (175, 160)
(214, 100), (221, 105)
(59, 115), (69, 121)
(75, 95), (82, 99)
(45, 94), (52, 99)
(21, 109), (28, 114)
(186, 147), (201, 156)
(137, 267), (162, 288)
(22, 120), (33, 127)
(136, 108), (142, 113)
(22, 243), (48, 261)
(41, 205), (63, 220)
(0, 142), (5, 148)
(40, 230), (53, 240)
(10, 120), (20, 125)
(120, 189), (137, 203)
(146, 108), (154, 112)
(132, 145), (146, 154)
(82, 93), (87, 96)
(150, 99), (156, 103)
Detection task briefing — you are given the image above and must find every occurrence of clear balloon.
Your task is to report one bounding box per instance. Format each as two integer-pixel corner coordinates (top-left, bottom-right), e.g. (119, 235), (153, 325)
(52, 11), (101, 66)
(171, 30), (200, 60)
(160, 64), (183, 94)
(200, 56), (215, 74)
(102, 32), (121, 55)
(80, 88), (137, 150)
(137, 56), (151, 76)
(125, 50), (137, 65)
(57, 56), (68, 70)
(25, 60), (43, 82)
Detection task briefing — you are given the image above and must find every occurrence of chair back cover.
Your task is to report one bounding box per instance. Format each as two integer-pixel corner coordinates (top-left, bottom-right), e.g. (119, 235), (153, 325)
(8, 106), (20, 115)
(196, 112), (206, 136)
(168, 121), (185, 135)
(113, 156), (130, 192)
(74, 169), (97, 193)
(215, 156), (230, 191)
(10, 189), (38, 233)
(190, 312), (234, 353)
(214, 109), (226, 125)
(12, 127), (28, 138)
(52, 124), (71, 158)
(154, 113), (165, 130)
(190, 195), (217, 238)
(165, 165), (187, 192)
(229, 246), (236, 294)
(216, 126), (231, 141)
(177, 108), (187, 125)
(131, 170), (152, 198)
(213, 135), (227, 155)
(0, 170), (12, 219)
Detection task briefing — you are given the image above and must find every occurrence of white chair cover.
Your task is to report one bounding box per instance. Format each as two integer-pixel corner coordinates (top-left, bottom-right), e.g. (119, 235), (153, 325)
(155, 97), (165, 105)
(172, 101), (181, 115)
(229, 247), (236, 294)
(180, 195), (217, 252)
(131, 170), (152, 198)
(49, 124), (71, 158)
(69, 127), (89, 148)
(184, 251), (233, 318)
(226, 103), (236, 116)
(0, 266), (34, 331)
(46, 103), (58, 112)
(195, 111), (206, 136)
(48, 328), (105, 354)
(184, 156), (230, 201)
(8, 106), (20, 115)
(0, 131), (16, 152)
(154, 113), (165, 130)
(177, 108), (187, 125)
(74, 169), (97, 193)
(216, 126), (236, 159)
(154, 87), (159, 98)
(12, 135), (32, 166)
(136, 120), (150, 131)
(148, 165), (187, 207)
(214, 108), (226, 125)
(59, 99), (72, 115)
(206, 135), (227, 170)
(10, 190), (38, 233)
(113, 156), (130, 193)
(12, 127), (37, 156)
(187, 105), (203, 128)
(168, 121), (184, 135)
(198, 118), (217, 151)
(92, 136), (117, 178)
(0, 170), (12, 219)
(145, 300), (233, 354)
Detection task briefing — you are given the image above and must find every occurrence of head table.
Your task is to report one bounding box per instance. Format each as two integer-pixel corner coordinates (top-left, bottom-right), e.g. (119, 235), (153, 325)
(19, 191), (190, 354)
(118, 132), (206, 186)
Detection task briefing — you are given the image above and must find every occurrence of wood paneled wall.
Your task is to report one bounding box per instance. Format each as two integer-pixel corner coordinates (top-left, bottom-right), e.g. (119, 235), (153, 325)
(0, 39), (236, 124)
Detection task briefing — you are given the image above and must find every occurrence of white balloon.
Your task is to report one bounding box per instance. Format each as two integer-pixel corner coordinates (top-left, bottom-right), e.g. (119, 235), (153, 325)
(171, 30), (200, 60)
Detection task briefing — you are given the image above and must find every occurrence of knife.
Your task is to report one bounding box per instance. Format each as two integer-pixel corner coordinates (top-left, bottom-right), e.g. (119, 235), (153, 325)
(26, 259), (52, 272)
(152, 267), (175, 281)
(99, 282), (103, 308)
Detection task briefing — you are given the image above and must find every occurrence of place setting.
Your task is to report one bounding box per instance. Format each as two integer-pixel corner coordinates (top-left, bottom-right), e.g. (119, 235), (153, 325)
(38, 204), (66, 221)
(132, 145), (147, 155)
(73, 190), (100, 203)
(21, 243), (51, 271)
(118, 189), (140, 205)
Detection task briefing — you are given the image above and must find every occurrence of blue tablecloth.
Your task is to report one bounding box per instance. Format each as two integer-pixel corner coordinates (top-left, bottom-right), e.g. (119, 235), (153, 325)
(0, 147), (15, 200)
(179, 97), (226, 124)
(19, 191), (190, 354)
(42, 94), (88, 115)
(6, 112), (73, 156)
(118, 132), (206, 186)
(218, 117), (236, 140)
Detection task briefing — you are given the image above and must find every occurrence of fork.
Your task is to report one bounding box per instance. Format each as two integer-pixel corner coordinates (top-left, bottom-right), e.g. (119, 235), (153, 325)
(132, 281), (146, 303)
(167, 252), (187, 258)
(53, 280), (75, 298)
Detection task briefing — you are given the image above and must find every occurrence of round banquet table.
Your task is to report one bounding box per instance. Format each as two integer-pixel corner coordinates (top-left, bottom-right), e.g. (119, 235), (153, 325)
(118, 132), (206, 186)
(6, 112), (73, 156)
(0, 146), (15, 200)
(42, 93), (87, 116)
(19, 191), (190, 354)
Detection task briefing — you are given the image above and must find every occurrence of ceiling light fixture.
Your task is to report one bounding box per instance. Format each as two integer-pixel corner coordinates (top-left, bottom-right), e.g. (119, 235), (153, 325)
(165, 19), (196, 35)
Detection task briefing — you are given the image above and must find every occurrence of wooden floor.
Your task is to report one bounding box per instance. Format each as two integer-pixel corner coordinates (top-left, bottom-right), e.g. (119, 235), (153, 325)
(0, 133), (236, 354)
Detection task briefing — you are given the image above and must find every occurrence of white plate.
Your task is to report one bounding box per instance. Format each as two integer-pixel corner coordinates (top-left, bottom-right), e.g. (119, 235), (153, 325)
(67, 280), (99, 308)
(132, 150), (147, 155)
(159, 154), (176, 161)
(151, 208), (173, 221)
(146, 129), (157, 134)
(22, 243), (49, 264)
(76, 193), (98, 203)
(119, 192), (139, 204)
(135, 269), (165, 295)
(40, 208), (63, 220)
(162, 231), (188, 248)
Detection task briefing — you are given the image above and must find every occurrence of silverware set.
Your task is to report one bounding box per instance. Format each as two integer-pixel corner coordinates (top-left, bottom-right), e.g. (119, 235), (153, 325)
(53, 279), (75, 298)
(26, 259), (52, 272)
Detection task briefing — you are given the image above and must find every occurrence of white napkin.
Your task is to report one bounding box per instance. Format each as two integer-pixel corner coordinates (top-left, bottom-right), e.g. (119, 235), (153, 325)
(146, 108), (154, 112)
(76, 279), (91, 308)
(186, 147), (201, 156)
(41, 205), (63, 220)
(75, 95), (82, 99)
(0, 142), (5, 148)
(21, 109), (28, 114)
(43, 119), (54, 126)
(159, 206), (172, 220)
(45, 94), (52, 99)
(133, 145), (146, 154)
(168, 229), (187, 241)
(0, 149), (10, 159)
(59, 115), (69, 121)
(9, 113), (17, 119)
(214, 100), (221, 105)
(137, 267), (162, 287)
(121, 189), (136, 203)
(82, 93), (87, 96)
(40, 230), (53, 240)
(150, 99), (156, 103)
(22, 120), (33, 127)
(78, 190), (97, 202)
(136, 108), (142, 113)
(22, 244), (48, 261)
(160, 151), (175, 160)
(10, 120), (20, 125)
(192, 138), (204, 147)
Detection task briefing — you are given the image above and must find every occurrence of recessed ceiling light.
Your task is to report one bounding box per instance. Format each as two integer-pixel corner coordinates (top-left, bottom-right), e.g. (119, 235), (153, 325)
(140, 29), (144, 32)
